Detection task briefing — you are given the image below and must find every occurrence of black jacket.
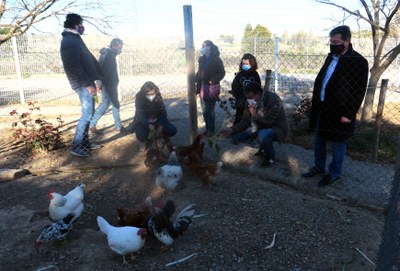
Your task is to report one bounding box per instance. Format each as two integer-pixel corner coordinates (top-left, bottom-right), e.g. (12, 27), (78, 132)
(196, 50), (225, 92)
(309, 44), (369, 141)
(60, 31), (101, 90)
(99, 48), (119, 88)
(135, 89), (167, 127)
(232, 90), (289, 143)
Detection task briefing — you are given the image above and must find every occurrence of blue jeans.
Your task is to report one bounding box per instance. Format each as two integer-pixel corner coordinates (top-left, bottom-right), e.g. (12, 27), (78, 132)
(314, 134), (346, 179)
(72, 86), (94, 151)
(90, 86), (122, 129)
(135, 119), (177, 143)
(232, 128), (278, 160)
(202, 99), (216, 133)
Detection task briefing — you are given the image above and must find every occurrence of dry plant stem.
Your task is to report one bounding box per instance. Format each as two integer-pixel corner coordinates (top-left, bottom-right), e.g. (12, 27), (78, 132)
(165, 253), (198, 267)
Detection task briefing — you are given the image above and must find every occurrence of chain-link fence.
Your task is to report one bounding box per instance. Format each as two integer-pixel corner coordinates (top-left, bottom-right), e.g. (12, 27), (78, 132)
(1, 33), (400, 268)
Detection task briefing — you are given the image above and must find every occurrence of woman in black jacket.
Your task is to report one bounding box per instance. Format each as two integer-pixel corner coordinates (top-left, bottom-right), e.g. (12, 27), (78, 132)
(134, 81), (177, 143)
(196, 40), (225, 136)
(231, 53), (261, 124)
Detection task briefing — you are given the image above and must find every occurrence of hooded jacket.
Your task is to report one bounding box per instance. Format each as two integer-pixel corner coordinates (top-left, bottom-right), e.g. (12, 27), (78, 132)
(309, 44), (369, 141)
(60, 31), (101, 90)
(196, 49), (225, 94)
(99, 47), (119, 88)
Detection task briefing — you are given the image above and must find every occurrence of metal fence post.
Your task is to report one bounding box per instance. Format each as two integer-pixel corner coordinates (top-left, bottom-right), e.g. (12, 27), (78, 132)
(372, 79), (388, 162)
(183, 5), (197, 142)
(274, 36), (279, 93)
(11, 36), (25, 104)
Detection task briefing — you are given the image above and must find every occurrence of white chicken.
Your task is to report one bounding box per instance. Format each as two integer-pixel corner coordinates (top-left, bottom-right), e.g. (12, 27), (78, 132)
(97, 216), (147, 265)
(48, 183), (85, 222)
(155, 151), (182, 191)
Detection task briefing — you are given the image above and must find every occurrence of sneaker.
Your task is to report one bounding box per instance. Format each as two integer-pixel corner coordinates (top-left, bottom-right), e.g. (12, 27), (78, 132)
(318, 174), (340, 186)
(89, 126), (102, 135)
(260, 158), (274, 167)
(89, 143), (102, 150)
(70, 148), (90, 158)
(116, 126), (127, 133)
(301, 166), (325, 178)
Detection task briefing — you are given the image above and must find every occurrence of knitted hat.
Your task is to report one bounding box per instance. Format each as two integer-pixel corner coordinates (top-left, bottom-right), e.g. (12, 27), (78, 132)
(110, 38), (123, 47)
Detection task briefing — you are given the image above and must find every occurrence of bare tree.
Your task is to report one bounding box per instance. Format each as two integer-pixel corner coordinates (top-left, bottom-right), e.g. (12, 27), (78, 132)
(0, 0), (115, 45)
(316, 0), (400, 122)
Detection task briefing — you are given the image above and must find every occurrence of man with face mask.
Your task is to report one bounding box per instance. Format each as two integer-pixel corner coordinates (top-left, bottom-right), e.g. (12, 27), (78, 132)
(90, 38), (126, 134)
(60, 13), (103, 157)
(301, 25), (369, 186)
(220, 82), (289, 167)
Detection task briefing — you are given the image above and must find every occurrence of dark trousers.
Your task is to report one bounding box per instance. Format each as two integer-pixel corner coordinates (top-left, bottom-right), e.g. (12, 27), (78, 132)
(135, 120), (177, 143)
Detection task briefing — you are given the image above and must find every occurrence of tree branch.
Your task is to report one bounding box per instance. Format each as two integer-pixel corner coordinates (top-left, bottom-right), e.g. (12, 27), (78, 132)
(0, 0), (6, 20)
(315, 0), (386, 32)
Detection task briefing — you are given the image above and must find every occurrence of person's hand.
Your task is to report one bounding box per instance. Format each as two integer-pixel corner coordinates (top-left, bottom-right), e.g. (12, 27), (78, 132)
(248, 104), (257, 117)
(87, 85), (97, 95)
(341, 116), (351, 123)
(157, 125), (163, 136)
(149, 124), (155, 131)
(95, 80), (102, 92)
(220, 127), (233, 136)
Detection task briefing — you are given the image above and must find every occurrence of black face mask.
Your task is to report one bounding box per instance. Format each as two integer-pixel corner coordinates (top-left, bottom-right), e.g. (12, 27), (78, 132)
(330, 44), (345, 55)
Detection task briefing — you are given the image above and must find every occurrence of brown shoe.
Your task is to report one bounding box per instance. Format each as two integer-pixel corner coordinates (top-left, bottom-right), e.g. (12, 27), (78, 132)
(89, 126), (102, 135)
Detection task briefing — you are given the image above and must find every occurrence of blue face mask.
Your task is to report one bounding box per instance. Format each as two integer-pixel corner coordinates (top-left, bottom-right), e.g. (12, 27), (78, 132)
(77, 25), (85, 35)
(200, 47), (207, 56)
(242, 64), (251, 71)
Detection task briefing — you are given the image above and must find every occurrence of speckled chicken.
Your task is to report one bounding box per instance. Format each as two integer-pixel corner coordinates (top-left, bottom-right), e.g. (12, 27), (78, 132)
(147, 200), (196, 246)
(36, 213), (76, 244)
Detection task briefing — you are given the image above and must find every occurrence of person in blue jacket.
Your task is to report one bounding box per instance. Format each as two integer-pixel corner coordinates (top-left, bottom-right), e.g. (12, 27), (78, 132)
(133, 81), (177, 145)
(60, 13), (102, 157)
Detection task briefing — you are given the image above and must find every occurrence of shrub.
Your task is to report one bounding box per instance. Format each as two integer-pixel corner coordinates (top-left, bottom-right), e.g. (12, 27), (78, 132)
(10, 101), (63, 153)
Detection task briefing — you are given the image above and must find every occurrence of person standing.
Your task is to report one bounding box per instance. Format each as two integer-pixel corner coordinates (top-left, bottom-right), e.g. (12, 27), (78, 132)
(60, 13), (102, 157)
(301, 25), (369, 185)
(231, 53), (261, 124)
(90, 38), (126, 134)
(134, 81), (177, 144)
(196, 40), (225, 136)
(220, 82), (289, 167)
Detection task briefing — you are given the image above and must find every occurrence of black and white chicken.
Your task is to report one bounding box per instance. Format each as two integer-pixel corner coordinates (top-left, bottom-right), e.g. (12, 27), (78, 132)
(155, 151), (182, 191)
(147, 200), (196, 246)
(36, 213), (76, 244)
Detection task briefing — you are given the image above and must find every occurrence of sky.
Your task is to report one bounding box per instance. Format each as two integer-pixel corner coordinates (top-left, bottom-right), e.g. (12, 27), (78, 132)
(30, 0), (369, 39)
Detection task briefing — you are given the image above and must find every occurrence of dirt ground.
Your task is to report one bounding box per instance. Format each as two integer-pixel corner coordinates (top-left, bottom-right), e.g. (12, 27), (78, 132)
(0, 120), (384, 271)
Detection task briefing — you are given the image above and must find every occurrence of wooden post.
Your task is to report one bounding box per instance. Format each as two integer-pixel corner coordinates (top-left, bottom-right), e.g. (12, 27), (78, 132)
(183, 5), (197, 143)
(372, 79), (388, 162)
(263, 69), (272, 94)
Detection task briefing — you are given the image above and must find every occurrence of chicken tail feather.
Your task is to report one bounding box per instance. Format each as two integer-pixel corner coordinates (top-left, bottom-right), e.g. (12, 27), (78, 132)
(173, 204), (196, 234)
(97, 216), (111, 235)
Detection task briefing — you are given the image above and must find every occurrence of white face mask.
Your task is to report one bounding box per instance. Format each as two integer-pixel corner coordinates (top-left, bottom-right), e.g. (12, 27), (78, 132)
(247, 98), (257, 106)
(146, 94), (156, 102)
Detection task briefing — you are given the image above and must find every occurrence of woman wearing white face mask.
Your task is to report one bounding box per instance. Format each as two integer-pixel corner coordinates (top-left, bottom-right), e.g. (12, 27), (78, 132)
(132, 81), (177, 145)
(195, 40), (225, 136)
(230, 53), (261, 125)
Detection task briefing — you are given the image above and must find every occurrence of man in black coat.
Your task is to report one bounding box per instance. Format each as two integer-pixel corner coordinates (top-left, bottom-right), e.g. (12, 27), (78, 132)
(302, 25), (369, 185)
(60, 13), (102, 157)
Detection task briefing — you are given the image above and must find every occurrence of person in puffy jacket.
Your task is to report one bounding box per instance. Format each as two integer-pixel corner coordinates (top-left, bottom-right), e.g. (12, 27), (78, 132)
(90, 38), (125, 134)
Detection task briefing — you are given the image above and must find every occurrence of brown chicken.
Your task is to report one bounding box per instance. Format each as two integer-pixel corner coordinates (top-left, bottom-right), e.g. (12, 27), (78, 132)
(116, 196), (153, 228)
(175, 134), (205, 159)
(183, 152), (223, 186)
